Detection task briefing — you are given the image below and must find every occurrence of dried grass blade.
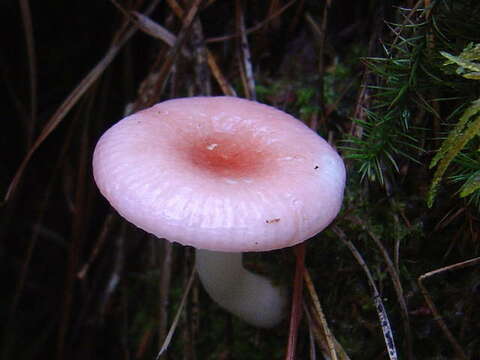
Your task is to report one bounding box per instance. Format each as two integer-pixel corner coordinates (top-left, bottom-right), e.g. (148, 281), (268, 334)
(158, 241), (173, 345)
(0, 111), (79, 359)
(132, 12), (177, 46)
(155, 266), (196, 359)
(19, 0), (37, 147)
(304, 301), (350, 360)
(304, 269), (340, 360)
(77, 213), (116, 279)
(129, 10), (233, 96)
(110, 0), (175, 50)
(333, 226), (399, 360)
(57, 119), (90, 360)
(135, 322), (156, 359)
(142, 0), (204, 107)
(191, 19), (211, 95)
(417, 257), (480, 360)
(4, 0), (161, 202)
(207, 50), (236, 96)
(303, 304), (318, 360)
(99, 224), (125, 314)
(305, 8), (329, 125)
(285, 243), (306, 360)
(206, 0), (296, 44)
(235, 0), (256, 100)
(353, 216), (413, 360)
(166, 0), (184, 18)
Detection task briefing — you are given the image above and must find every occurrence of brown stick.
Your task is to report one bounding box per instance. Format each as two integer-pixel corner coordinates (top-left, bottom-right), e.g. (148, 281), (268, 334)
(285, 242), (306, 360)
(417, 257), (480, 360)
(158, 241), (174, 346)
(4, 0), (162, 202)
(19, 0), (37, 148)
(333, 226), (398, 360)
(352, 215), (413, 360)
(235, 0), (256, 100)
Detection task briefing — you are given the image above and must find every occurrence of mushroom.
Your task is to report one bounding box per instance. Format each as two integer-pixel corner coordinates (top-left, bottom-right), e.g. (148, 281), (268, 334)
(92, 96), (345, 328)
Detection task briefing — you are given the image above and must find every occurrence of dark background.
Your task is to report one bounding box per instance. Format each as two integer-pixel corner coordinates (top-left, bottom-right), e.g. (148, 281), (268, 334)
(1, 1), (479, 359)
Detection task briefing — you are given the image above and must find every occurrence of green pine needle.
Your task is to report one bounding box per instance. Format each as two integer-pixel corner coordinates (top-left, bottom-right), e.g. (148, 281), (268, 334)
(427, 44), (480, 206)
(428, 109), (480, 206)
(459, 172), (480, 197)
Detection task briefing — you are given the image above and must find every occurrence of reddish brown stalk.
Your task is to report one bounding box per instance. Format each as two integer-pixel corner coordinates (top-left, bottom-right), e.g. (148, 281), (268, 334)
(285, 242), (306, 360)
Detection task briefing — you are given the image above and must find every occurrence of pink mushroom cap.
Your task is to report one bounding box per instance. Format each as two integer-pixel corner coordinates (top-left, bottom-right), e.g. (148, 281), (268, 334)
(93, 96), (345, 252)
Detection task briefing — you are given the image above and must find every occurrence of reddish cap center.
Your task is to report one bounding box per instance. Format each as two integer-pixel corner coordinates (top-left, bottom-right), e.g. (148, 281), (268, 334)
(187, 134), (270, 178)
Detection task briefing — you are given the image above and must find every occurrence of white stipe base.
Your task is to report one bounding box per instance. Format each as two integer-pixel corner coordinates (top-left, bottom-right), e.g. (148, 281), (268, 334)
(195, 249), (286, 328)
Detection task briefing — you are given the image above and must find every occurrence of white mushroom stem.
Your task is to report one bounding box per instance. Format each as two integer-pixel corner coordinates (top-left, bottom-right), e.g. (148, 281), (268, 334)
(195, 249), (286, 328)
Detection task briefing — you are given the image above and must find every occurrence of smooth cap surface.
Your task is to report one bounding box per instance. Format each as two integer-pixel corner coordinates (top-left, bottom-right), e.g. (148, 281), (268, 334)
(93, 96), (345, 252)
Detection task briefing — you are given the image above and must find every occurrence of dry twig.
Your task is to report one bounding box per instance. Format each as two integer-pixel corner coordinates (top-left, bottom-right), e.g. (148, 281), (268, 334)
(285, 243), (306, 360)
(333, 226), (399, 360)
(4, 0), (162, 202)
(417, 257), (480, 360)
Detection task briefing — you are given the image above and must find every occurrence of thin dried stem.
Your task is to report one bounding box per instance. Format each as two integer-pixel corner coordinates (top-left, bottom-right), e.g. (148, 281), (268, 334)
(77, 213), (116, 279)
(235, 0), (256, 100)
(333, 226), (399, 360)
(417, 257), (480, 360)
(1, 109), (78, 359)
(158, 241), (174, 346)
(305, 4), (329, 127)
(285, 243), (306, 360)
(191, 19), (211, 95)
(4, 0), (162, 202)
(57, 118), (91, 360)
(19, 0), (37, 147)
(155, 266), (197, 359)
(303, 305), (318, 360)
(352, 215), (413, 360)
(141, 0), (204, 108)
(304, 270), (338, 360)
(130, 10), (234, 96)
(207, 51), (237, 96)
(206, 0), (296, 44)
